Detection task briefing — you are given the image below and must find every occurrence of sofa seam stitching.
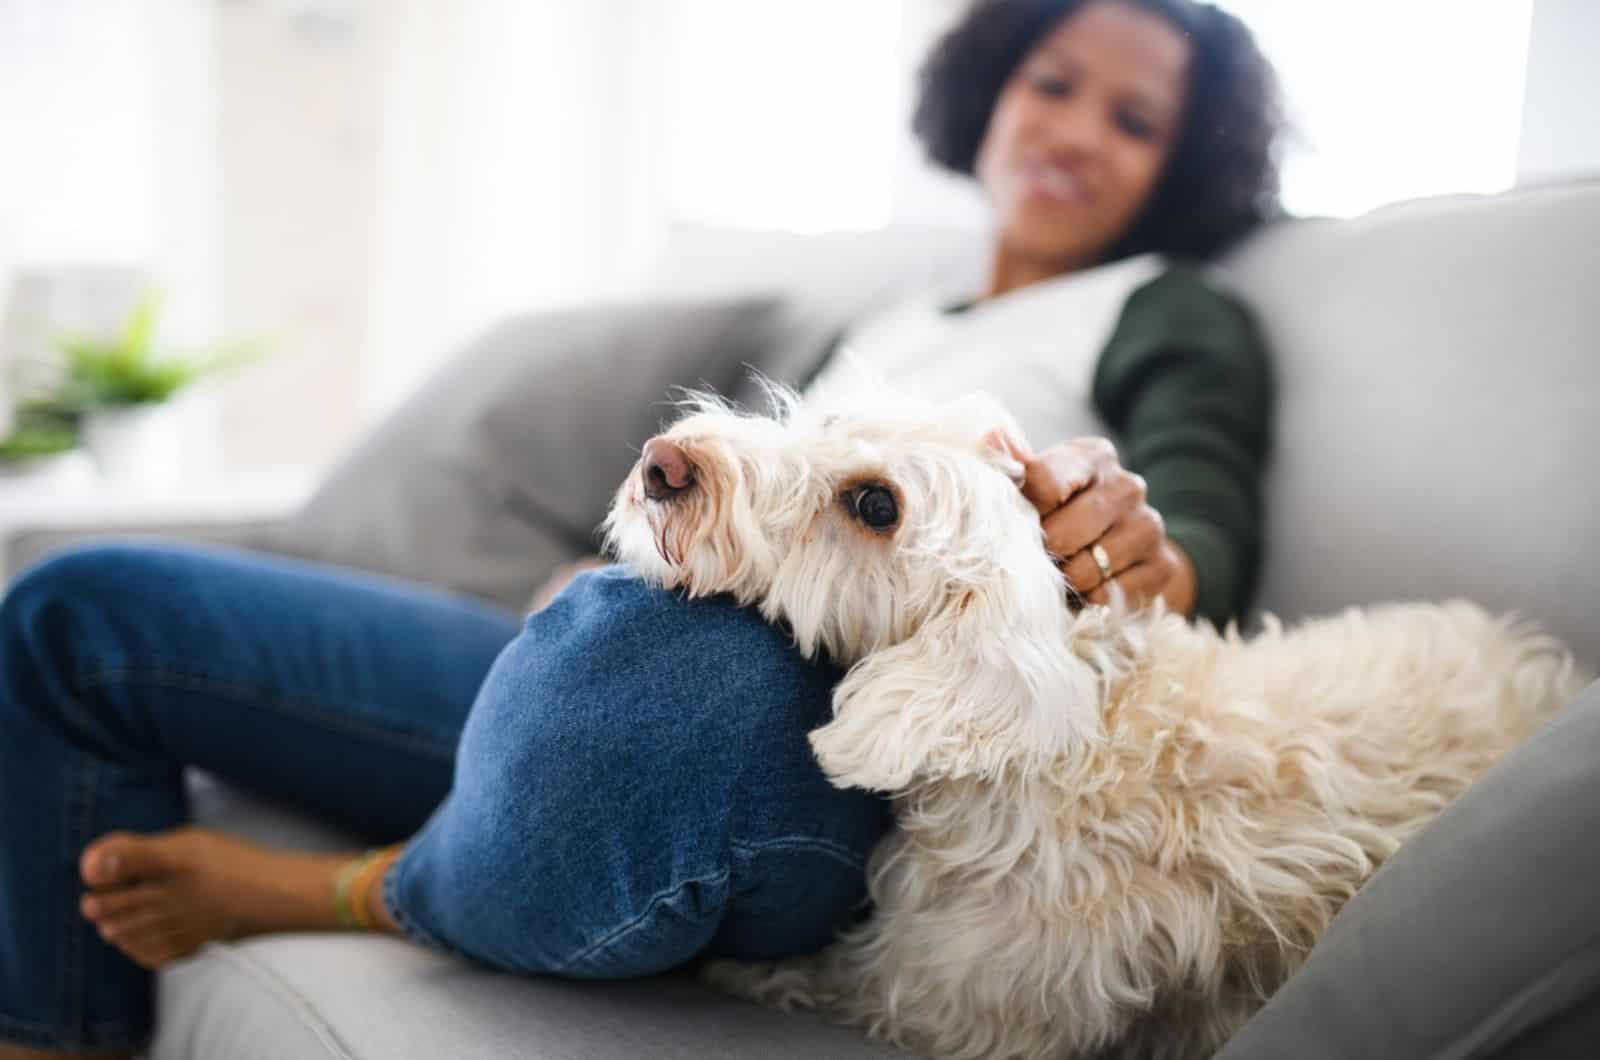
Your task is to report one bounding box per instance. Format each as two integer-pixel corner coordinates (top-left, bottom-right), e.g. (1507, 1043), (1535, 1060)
(197, 944), (361, 1060)
(1429, 936), (1600, 1059)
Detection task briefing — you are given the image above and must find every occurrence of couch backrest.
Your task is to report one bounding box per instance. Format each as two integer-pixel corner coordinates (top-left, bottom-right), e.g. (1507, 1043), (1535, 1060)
(1217, 180), (1599, 666)
(275, 296), (836, 613)
(284, 182), (1598, 666)
(640, 184), (1600, 665)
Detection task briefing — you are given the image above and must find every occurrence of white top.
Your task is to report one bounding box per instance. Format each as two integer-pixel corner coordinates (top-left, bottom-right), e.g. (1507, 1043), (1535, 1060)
(806, 252), (1166, 450)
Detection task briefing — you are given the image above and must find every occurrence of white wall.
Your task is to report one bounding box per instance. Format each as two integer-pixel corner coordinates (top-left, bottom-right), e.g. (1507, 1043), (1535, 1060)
(364, 0), (656, 419)
(0, 0), (219, 466)
(213, 0), (377, 470)
(8, 0), (1594, 482)
(1517, 0), (1600, 182)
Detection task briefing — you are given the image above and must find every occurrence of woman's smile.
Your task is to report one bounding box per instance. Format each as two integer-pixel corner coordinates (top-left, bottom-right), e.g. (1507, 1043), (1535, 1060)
(975, 1), (1190, 294)
(1016, 156), (1094, 206)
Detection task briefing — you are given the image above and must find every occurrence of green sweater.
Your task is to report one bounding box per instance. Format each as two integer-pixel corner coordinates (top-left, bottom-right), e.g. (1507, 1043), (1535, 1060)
(1091, 265), (1273, 628)
(816, 263), (1272, 628)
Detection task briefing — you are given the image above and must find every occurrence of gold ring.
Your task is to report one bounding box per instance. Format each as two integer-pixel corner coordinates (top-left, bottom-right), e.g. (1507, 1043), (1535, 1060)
(1091, 543), (1114, 582)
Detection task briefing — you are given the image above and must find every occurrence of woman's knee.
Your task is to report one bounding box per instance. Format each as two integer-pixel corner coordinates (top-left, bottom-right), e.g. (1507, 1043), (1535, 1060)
(459, 569), (843, 796)
(398, 570), (857, 974)
(3, 542), (219, 679)
(1, 544), (125, 678)
(3, 541), (197, 643)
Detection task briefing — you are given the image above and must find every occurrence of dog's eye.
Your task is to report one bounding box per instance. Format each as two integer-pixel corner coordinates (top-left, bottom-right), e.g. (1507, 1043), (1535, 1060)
(851, 485), (899, 530)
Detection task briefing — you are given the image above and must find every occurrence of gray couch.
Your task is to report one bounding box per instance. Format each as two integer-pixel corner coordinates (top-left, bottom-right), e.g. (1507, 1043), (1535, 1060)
(5, 177), (1597, 1058)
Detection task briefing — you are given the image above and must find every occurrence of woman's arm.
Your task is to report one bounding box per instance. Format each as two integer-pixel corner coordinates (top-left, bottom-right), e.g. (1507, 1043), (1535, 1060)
(1090, 264), (1274, 628)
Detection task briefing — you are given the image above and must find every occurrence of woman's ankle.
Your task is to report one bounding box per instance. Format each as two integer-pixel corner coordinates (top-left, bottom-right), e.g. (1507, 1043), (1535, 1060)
(359, 846), (406, 934)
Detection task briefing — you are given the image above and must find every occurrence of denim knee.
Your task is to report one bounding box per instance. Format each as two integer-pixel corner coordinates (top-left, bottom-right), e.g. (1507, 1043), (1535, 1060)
(0, 545), (116, 712)
(2, 543), (200, 733)
(386, 567), (886, 977)
(3, 541), (194, 665)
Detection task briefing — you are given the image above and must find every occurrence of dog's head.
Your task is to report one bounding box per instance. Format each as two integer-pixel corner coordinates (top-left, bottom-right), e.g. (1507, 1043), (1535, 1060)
(603, 384), (1113, 790)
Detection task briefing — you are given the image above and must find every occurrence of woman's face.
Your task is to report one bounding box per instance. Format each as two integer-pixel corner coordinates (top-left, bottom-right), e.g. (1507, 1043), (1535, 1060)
(975, 1), (1190, 270)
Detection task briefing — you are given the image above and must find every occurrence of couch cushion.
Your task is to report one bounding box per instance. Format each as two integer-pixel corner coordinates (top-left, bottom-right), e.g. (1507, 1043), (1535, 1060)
(154, 938), (915, 1060)
(272, 296), (843, 613)
(1215, 178), (1600, 666)
(152, 775), (917, 1060)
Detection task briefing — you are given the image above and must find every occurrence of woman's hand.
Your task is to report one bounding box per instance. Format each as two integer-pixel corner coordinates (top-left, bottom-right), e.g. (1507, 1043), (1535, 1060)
(528, 555), (609, 613)
(993, 433), (1197, 614)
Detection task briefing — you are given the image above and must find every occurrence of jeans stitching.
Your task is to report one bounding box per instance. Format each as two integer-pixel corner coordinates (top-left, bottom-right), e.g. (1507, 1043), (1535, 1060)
(5, 752), (147, 1051)
(61, 747), (94, 1039)
(554, 869), (732, 975)
(730, 835), (870, 874)
(0, 1010), (148, 1051)
(72, 667), (458, 762)
(380, 842), (482, 968)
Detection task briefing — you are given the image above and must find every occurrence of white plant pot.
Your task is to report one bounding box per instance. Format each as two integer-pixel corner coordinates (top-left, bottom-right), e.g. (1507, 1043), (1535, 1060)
(82, 404), (184, 490)
(0, 450), (94, 489)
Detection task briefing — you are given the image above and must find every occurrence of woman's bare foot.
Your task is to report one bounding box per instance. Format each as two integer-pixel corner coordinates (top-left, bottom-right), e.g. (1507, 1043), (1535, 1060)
(77, 826), (393, 970)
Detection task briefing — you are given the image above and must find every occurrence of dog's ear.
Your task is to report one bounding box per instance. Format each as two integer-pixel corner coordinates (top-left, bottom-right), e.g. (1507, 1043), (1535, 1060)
(979, 426), (1029, 485)
(941, 391), (1031, 484)
(808, 557), (1105, 791)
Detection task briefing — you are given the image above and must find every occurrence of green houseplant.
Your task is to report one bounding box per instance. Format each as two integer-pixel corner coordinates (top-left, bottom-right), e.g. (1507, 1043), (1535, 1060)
(0, 400), (80, 478)
(56, 291), (257, 410)
(46, 291), (258, 487)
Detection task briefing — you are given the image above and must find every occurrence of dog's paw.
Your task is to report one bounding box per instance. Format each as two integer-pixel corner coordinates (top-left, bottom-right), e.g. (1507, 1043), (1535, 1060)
(701, 957), (823, 1011)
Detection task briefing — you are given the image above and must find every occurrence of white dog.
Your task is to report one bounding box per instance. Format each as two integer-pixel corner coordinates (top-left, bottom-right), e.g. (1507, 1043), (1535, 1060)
(602, 385), (1588, 1060)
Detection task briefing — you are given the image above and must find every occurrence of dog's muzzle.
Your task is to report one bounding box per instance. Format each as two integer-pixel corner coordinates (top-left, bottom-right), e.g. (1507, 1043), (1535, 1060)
(641, 436), (696, 502)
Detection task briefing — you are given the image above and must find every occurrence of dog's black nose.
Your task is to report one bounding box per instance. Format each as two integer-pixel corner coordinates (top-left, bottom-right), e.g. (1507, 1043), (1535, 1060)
(641, 437), (695, 501)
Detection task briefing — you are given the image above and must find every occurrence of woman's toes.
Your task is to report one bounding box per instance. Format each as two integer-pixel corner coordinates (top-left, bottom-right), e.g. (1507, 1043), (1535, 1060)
(113, 933), (172, 971)
(80, 831), (169, 887)
(97, 906), (176, 943)
(80, 882), (164, 923)
(117, 926), (201, 971)
(99, 914), (179, 966)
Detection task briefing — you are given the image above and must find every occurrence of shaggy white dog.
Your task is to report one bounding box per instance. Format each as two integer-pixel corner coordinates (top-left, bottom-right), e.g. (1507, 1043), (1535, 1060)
(602, 385), (1588, 1060)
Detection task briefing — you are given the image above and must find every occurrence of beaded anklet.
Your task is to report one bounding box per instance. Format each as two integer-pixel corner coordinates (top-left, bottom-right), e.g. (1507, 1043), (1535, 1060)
(333, 845), (402, 930)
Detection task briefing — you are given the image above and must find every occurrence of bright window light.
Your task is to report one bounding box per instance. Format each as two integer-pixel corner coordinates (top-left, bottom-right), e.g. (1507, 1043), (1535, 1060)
(659, 0), (904, 233)
(1217, 0), (1535, 217)
(0, 2), (158, 264)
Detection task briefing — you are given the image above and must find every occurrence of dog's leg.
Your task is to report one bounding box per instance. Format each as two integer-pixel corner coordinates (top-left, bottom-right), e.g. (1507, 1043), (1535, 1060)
(699, 953), (832, 1012)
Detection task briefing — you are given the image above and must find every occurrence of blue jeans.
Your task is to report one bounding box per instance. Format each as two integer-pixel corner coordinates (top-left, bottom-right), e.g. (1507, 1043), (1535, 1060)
(0, 542), (890, 1053)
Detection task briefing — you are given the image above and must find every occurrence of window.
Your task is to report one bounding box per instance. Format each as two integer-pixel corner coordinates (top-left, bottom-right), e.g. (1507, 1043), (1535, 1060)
(1210, 0), (1533, 216)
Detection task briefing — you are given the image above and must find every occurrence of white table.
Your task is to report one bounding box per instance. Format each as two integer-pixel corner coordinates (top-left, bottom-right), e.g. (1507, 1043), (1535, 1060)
(0, 455), (317, 581)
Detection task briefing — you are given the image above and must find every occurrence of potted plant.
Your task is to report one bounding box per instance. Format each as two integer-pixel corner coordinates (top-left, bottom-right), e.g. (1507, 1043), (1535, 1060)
(0, 400), (82, 482)
(52, 292), (257, 487)
(0, 403), (75, 470)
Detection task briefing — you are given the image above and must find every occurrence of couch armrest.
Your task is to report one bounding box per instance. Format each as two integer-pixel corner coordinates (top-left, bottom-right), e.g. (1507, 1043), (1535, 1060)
(2, 519), (297, 588)
(0, 464), (318, 589)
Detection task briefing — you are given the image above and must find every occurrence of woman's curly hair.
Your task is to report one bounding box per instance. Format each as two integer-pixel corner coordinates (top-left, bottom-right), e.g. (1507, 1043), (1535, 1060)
(912, 0), (1287, 263)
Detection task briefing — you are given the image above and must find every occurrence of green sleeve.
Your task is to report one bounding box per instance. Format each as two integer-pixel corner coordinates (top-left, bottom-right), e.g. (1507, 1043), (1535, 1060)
(1091, 263), (1274, 628)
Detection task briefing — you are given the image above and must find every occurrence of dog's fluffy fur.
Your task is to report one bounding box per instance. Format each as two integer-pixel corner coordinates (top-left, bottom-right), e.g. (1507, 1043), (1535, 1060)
(602, 385), (1589, 1060)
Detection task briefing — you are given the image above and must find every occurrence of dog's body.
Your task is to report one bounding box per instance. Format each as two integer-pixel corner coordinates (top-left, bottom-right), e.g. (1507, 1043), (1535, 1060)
(708, 602), (1580, 1060)
(603, 386), (1587, 1060)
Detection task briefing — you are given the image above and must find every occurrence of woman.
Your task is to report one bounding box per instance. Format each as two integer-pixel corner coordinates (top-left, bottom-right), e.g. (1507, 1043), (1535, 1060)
(0, 1), (1283, 1056)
